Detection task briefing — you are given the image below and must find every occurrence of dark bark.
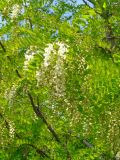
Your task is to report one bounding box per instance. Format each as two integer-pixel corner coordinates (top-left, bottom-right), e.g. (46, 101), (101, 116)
(15, 69), (22, 78)
(0, 41), (6, 52)
(28, 92), (61, 143)
(27, 144), (50, 158)
(83, 139), (93, 148)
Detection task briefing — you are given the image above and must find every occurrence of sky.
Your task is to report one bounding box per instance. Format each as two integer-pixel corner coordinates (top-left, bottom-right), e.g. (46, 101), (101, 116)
(76, 0), (84, 5)
(53, 0), (84, 5)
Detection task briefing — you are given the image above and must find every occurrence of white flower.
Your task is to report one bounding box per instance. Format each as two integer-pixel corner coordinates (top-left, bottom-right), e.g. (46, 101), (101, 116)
(116, 151), (120, 160)
(11, 4), (21, 19)
(44, 44), (53, 56)
(4, 84), (17, 104)
(43, 43), (54, 67)
(23, 46), (38, 70)
(9, 122), (15, 138)
(8, 85), (16, 100)
(57, 42), (68, 58)
(45, 43), (54, 52)
(25, 55), (33, 61)
(43, 52), (51, 67)
(43, 42), (68, 67)
(44, 61), (49, 67)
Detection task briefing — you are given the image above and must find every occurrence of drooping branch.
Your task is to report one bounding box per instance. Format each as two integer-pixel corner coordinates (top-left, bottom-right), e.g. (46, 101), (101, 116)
(0, 41), (6, 52)
(15, 69), (22, 78)
(64, 133), (72, 160)
(23, 1), (33, 30)
(0, 40), (23, 78)
(83, 0), (118, 60)
(82, 0), (102, 16)
(105, 22), (116, 50)
(0, 112), (9, 130)
(0, 112), (21, 139)
(82, 0), (96, 8)
(83, 139), (93, 148)
(28, 18), (33, 30)
(25, 144), (50, 158)
(83, 0), (91, 8)
(28, 92), (61, 143)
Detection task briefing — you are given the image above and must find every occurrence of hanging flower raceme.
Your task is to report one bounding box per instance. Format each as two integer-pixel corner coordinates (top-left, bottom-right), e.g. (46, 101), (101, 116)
(36, 42), (69, 98)
(43, 43), (54, 67)
(11, 4), (21, 20)
(4, 84), (17, 104)
(23, 46), (39, 70)
(9, 121), (15, 138)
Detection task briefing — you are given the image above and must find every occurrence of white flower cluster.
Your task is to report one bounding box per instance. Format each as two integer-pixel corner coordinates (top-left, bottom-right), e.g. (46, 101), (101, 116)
(79, 56), (86, 72)
(24, 46), (38, 70)
(4, 85), (17, 104)
(52, 57), (66, 97)
(9, 121), (15, 138)
(116, 151), (120, 160)
(57, 42), (68, 59)
(11, 4), (21, 19)
(36, 42), (69, 98)
(44, 44), (54, 67)
(43, 42), (68, 67)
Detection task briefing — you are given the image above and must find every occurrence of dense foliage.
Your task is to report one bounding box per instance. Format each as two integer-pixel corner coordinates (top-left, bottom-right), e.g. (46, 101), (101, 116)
(0, 0), (120, 159)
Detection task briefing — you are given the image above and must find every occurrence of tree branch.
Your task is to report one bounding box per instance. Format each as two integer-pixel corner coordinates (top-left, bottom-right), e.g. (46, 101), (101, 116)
(82, 0), (102, 15)
(82, 0), (91, 8)
(26, 144), (50, 158)
(23, 1), (33, 30)
(83, 139), (93, 148)
(28, 92), (61, 143)
(6, 51), (62, 148)
(0, 41), (6, 52)
(10, 65), (61, 143)
(15, 69), (22, 78)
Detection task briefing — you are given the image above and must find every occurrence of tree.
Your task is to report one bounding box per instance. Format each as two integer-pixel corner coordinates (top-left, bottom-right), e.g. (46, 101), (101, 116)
(0, 0), (120, 159)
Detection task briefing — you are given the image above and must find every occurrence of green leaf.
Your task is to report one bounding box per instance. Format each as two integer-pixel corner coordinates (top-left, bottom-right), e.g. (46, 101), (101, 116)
(103, 2), (107, 9)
